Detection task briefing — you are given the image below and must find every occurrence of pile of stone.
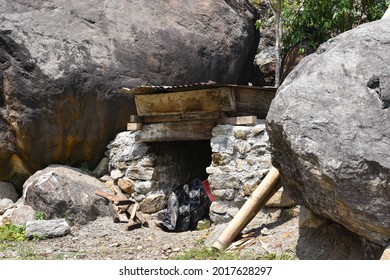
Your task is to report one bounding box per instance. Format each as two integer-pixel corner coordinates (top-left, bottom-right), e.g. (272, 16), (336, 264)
(207, 123), (295, 224)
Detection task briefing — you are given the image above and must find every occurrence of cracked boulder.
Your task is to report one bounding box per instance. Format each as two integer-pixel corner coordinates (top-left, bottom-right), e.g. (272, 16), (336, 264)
(266, 18), (390, 246)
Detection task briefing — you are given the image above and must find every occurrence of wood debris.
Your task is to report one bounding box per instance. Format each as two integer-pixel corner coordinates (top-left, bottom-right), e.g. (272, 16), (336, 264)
(95, 189), (148, 230)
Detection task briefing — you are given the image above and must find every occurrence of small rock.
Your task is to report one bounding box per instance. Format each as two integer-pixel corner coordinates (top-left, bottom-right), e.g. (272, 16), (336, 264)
(162, 244), (171, 251)
(11, 205), (36, 226)
(261, 227), (271, 236)
(0, 198), (14, 215)
(136, 246), (143, 250)
(139, 193), (166, 214)
(110, 243), (121, 248)
(25, 218), (70, 239)
(110, 169), (123, 180)
(209, 201), (228, 215)
(93, 157), (110, 178)
(0, 182), (19, 202)
(172, 247), (181, 252)
(99, 175), (112, 182)
(117, 178), (135, 194)
(265, 191), (296, 208)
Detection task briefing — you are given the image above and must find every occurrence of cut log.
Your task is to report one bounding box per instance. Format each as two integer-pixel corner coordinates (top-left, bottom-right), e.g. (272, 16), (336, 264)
(218, 115), (257, 125)
(212, 167), (281, 251)
(134, 87), (236, 116)
(139, 120), (216, 142)
(127, 123), (143, 131)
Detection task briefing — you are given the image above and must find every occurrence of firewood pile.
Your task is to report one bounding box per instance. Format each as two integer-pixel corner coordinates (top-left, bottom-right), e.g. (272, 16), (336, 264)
(95, 189), (148, 231)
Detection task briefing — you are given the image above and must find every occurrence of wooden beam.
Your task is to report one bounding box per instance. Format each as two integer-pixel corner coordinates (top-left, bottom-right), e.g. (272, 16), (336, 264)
(130, 115), (143, 123)
(139, 120), (216, 142)
(143, 111), (220, 123)
(218, 116), (257, 126)
(234, 87), (276, 117)
(127, 123), (143, 131)
(134, 87), (236, 116)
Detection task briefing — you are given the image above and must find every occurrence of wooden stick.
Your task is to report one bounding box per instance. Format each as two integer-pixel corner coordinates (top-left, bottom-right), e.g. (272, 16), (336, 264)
(212, 167), (281, 251)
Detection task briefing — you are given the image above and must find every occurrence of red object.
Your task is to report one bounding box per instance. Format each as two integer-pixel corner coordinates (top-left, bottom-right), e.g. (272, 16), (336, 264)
(202, 179), (215, 202)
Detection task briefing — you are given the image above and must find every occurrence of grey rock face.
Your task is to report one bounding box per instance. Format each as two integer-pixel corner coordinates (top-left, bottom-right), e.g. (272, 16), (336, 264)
(25, 219), (70, 239)
(0, 0), (259, 187)
(23, 165), (110, 224)
(0, 182), (19, 202)
(266, 18), (390, 246)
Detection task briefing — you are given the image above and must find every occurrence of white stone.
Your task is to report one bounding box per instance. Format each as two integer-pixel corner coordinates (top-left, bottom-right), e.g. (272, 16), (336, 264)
(110, 169), (123, 180)
(210, 201), (228, 215)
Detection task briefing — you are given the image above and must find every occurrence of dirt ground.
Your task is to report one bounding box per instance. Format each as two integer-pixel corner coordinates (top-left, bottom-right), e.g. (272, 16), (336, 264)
(0, 206), (299, 260)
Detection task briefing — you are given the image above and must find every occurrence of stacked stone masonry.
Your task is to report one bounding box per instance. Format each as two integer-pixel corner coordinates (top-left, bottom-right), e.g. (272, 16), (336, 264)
(206, 123), (273, 224)
(107, 122), (279, 223)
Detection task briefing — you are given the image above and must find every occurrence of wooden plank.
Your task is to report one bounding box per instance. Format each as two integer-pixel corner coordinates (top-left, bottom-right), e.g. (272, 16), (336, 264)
(95, 190), (133, 205)
(95, 190), (118, 202)
(130, 115), (143, 123)
(234, 87), (276, 117)
(139, 120), (216, 142)
(127, 123), (143, 131)
(134, 87), (236, 116)
(143, 111), (220, 123)
(218, 116), (257, 126)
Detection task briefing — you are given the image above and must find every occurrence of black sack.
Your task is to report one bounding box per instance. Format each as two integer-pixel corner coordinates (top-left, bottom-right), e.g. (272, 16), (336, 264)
(158, 178), (211, 232)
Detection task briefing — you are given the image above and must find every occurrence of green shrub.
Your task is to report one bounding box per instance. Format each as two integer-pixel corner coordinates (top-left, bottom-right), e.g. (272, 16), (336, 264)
(0, 222), (26, 242)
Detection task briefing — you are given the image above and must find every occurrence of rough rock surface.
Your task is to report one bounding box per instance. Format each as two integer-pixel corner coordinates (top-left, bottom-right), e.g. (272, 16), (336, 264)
(25, 218), (70, 239)
(206, 124), (275, 223)
(23, 165), (111, 224)
(11, 204), (36, 226)
(0, 182), (19, 202)
(0, 0), (259, 187)
(266, 18), (390, 246)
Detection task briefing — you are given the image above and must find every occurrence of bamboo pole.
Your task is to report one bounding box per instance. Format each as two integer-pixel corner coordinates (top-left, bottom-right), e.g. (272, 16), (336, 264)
(212, 167), (281, 251)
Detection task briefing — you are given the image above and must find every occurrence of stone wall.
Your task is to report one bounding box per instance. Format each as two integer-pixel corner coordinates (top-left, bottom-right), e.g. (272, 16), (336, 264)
(206, 123), (273, 224)
(107, 132), (211, 213)
(106, 123), (280, 222)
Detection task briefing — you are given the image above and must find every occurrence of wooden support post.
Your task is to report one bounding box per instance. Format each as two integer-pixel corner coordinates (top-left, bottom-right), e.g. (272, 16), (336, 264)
(212, 167), (281, 251)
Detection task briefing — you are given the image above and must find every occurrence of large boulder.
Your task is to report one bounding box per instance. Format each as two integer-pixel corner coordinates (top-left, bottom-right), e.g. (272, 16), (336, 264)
(23, 165), (111, 224)
(266, 18), (390, 246)
(0, 0), (259, 187)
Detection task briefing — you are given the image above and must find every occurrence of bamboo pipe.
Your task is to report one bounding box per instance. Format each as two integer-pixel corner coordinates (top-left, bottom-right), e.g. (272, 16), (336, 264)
(212, 167), (281, 251)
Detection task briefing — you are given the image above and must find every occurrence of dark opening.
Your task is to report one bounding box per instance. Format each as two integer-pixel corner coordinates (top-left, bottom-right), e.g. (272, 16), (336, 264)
(148, 140), (212, 187)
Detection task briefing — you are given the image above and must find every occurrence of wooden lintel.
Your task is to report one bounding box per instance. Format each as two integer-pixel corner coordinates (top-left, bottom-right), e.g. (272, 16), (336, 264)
(139, 120), (215, 142)
(130, 115), (143, 123)
(234, 87), (276, 117)
(143, 111), (220, 123)
(127, 123), (143, 131)
(134, 87), (236, 116)
(218, 116), (257, 126)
